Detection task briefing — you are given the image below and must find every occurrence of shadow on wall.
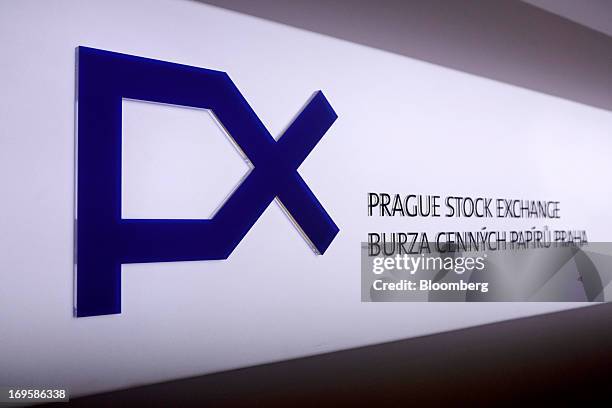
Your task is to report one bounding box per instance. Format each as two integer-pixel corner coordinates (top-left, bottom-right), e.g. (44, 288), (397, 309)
(46, 301), (612, 406)
(198, 0), (612, 112)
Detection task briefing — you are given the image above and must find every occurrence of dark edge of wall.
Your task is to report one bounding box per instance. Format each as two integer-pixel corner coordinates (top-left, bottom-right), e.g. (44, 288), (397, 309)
(47, 302), (612, 406)
(197, 0), (612, 112)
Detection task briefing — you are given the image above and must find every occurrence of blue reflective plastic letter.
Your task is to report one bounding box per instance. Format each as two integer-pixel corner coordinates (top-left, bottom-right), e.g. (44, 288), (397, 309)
(76, 46), (339, 317)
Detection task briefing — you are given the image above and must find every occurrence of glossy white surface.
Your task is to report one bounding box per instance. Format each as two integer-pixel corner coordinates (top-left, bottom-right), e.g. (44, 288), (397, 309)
(1, 0), (611, 398)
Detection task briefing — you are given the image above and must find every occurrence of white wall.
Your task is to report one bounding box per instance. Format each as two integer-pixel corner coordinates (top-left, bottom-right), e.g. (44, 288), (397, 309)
(1, 0), (612, 397)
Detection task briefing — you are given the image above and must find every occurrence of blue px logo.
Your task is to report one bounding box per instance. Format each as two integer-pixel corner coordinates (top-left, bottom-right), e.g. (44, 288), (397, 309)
(76, 47), (339, 317)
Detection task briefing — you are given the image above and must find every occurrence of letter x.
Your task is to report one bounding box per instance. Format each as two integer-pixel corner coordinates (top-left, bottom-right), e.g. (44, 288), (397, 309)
(76, 47), (339, 317)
